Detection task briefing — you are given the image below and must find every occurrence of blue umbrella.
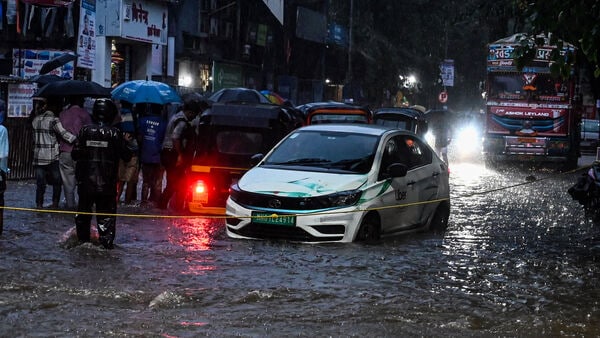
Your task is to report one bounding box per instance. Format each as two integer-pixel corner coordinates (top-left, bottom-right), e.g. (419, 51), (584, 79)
(111, 80), (181, 104)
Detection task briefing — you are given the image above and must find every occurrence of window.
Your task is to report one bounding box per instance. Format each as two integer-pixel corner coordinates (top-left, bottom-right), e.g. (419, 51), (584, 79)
(217, 131), (263, 155)
(381, 135), (432, 171)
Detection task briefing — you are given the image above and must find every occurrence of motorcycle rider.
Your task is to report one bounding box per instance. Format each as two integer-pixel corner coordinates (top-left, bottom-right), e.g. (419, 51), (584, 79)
(72, 98), (133, 249)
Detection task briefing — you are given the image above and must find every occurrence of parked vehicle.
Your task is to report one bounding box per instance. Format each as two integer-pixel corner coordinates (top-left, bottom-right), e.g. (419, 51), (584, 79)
(226, 124), (451, 243)
(296, 101), (372, 125)
(580, 119), (600, 152)
(483, 33), (581, 170)
(373, 107), (428, 136)
(185, 102), (300, 214)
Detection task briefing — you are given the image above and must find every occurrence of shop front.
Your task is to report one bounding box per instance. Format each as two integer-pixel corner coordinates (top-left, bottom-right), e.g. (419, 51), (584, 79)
(95, 0), (170, 87)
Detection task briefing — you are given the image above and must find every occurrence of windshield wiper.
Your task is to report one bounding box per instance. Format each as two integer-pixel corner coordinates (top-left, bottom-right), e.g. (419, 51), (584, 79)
(269, 158), (331, 165)
(328, 156), (372, 171)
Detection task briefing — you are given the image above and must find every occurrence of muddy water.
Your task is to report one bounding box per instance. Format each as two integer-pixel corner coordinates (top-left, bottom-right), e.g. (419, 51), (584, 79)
(1, 154), (599, 337)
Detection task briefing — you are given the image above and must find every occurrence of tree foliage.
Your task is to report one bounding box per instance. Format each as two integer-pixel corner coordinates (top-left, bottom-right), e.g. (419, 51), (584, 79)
(327, 0), (521, 110)
(522, 0), (600, 77)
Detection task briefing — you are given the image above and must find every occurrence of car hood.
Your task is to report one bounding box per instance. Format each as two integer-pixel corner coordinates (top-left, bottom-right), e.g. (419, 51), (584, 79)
(238, 167), (368, 197)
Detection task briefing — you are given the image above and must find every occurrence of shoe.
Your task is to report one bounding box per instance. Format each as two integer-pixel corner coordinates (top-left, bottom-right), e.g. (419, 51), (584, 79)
(99, 235), (114, 249)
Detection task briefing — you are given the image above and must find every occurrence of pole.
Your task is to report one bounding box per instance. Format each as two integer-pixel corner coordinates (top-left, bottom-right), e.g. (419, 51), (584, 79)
(346, 0), (353, 84)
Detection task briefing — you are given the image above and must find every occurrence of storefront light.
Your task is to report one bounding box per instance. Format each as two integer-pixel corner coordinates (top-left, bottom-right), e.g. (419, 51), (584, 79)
(179, 74), (192, 87)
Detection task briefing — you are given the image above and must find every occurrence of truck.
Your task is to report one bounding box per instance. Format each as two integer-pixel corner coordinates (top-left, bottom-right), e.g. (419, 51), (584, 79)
(483, 33), (581, 169)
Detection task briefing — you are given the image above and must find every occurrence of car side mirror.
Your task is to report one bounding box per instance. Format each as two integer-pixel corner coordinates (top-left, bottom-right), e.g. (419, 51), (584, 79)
(387, 163), (408, 177)
(250, 153), (264, 166)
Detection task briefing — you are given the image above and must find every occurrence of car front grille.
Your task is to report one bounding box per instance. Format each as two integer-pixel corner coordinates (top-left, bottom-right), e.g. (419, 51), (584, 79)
(230, 189), (331, 210)
(228, 222), (344, 242)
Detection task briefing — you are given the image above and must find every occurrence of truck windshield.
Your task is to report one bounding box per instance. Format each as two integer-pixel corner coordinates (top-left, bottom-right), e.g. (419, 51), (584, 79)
(488, 73), (567, 100)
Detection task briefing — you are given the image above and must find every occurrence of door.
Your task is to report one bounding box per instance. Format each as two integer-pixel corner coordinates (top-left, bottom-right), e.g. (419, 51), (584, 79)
(376, 135), (422, 235)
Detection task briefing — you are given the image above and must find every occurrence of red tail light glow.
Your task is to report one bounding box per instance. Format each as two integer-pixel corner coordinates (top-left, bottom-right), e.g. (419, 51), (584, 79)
(195, 181), (207, 193)
(192, 180), (209, 203)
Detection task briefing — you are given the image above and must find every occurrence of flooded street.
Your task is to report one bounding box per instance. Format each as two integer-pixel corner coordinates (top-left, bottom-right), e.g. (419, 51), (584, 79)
(2, 150), (600, 337)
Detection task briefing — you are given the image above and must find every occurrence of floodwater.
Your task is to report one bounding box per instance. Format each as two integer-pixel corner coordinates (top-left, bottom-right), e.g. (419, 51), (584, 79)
(1, 149), (599, 337)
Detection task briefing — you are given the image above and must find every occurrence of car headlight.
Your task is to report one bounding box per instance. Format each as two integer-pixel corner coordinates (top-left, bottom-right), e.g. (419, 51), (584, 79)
(316, 190), (362, 208)
(424, 132), (435, 148)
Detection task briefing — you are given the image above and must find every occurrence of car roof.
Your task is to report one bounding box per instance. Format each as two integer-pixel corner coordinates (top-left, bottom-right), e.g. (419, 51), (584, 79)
(293, 123), (412, 137)
(373, 107), (427, 120)
(297, 101), (369, 112)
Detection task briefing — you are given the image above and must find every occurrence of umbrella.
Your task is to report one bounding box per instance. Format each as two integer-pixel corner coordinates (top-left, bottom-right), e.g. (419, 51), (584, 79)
(111, 80), (182, 104)
(39, 53), (78, 75)
(181, 91), (207, 102)
(260, 90), (286, 105)
(29, 74), (68, 86)
(35, 80), (112, 98)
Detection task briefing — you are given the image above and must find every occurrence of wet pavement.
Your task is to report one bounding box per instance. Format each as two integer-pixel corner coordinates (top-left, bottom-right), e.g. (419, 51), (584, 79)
(1, 151), (600, 337)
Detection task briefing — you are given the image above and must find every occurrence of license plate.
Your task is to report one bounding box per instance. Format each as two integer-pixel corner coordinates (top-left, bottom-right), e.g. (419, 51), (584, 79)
(517, 137), (536, 143)
(252, 212), (296, 226)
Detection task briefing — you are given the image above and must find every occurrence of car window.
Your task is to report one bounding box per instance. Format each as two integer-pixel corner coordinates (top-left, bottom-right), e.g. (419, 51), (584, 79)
(404, 136), (432, 167)
(374, 118), (409, 130)
(217, 131), (263, 155)
(310, 114), (369, 124)
(380, 135), (432, 171)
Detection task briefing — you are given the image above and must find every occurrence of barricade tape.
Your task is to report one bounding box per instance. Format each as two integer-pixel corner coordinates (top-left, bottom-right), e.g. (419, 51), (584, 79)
(0, 163), (592, 220)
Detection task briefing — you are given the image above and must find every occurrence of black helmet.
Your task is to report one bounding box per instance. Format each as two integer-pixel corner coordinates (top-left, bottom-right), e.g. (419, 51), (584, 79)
(92, 98), (117, 124)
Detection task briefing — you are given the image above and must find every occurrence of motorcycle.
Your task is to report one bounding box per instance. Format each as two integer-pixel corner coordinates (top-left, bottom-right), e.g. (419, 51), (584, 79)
(568, 161), (600, 222)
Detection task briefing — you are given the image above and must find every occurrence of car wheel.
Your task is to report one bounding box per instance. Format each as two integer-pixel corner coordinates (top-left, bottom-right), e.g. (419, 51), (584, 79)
(355, 213), (380, 242)
(429, 202), (450, 232)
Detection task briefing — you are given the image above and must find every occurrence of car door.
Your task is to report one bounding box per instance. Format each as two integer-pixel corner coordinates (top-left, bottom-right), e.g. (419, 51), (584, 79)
(400, 135), (440, 226)
(376, 134), (422, 235)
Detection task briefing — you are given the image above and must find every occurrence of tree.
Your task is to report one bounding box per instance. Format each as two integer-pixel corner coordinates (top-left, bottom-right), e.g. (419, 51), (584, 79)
(321, 0), (520, 110)
(522, 0), (600, 77)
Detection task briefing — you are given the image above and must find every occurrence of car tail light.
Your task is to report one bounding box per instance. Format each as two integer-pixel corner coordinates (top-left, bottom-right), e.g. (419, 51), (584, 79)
(192, 180), (209, 203)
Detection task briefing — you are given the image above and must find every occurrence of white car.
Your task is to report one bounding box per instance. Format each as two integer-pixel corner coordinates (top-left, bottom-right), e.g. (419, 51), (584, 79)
(225, 124), (451, 243)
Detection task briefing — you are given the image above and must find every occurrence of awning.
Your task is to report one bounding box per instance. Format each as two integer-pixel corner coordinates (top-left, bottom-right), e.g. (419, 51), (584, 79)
(21, 0), (75, 7)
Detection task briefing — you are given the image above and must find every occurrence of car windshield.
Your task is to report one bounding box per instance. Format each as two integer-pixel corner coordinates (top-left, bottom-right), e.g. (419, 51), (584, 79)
(374, 118), (410, 130)
(263, 130), (378, 174)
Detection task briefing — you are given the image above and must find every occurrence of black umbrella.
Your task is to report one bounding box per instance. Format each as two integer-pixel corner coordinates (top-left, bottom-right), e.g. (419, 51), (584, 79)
(35, 80), (111, 98)
(182, 91), (206, 102)
(29, 74), (68, 86)
(39, 53), (78, 75)
(181, 92), (211, 107)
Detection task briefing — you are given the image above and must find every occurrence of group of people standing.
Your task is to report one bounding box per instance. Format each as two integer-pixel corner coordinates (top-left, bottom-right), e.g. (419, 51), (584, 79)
(29, 94), (207, 249)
